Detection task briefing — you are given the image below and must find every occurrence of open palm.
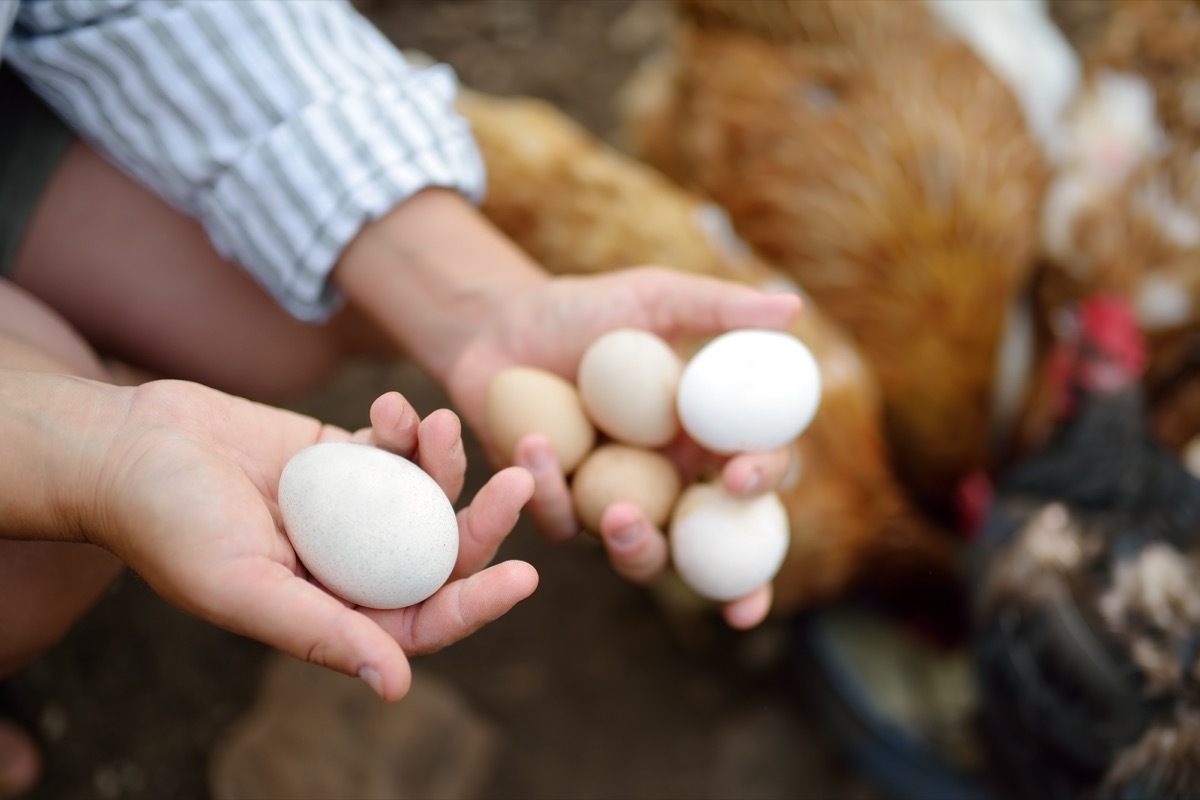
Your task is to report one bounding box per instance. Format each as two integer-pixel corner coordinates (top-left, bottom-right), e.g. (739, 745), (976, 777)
(90, 379), (536, 701)
(443, 267), (802, 628)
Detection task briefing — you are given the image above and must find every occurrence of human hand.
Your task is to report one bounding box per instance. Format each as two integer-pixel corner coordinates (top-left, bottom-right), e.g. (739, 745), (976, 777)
(443, 266), (802, 629)
(333, 190), (800, 628)
(18, 374), (535, 701)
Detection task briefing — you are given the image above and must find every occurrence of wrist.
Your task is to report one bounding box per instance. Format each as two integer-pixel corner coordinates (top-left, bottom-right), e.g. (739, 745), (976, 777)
(0, 369), (128, 546)
(332, 188), (548, 385)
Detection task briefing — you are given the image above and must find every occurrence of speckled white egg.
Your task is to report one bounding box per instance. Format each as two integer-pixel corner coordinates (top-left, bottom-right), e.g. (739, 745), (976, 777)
(577, 328), (683, 448)
(676, 329), (822, 454)
(278, 442), (459, 609)
(669, 482), (790, 602)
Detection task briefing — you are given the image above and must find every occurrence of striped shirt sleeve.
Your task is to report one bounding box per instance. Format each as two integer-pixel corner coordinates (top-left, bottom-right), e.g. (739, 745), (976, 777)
(4, 0), (486, 322)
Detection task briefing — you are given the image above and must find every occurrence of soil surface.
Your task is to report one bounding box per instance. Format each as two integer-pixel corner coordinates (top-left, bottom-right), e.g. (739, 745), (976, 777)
(6, 2), (990, 798)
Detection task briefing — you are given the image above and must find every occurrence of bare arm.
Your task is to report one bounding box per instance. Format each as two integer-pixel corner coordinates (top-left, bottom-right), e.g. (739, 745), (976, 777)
(0, 366), (537, 700)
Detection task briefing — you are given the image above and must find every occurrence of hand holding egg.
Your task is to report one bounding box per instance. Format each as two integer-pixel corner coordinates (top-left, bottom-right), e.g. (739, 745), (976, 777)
(85, 381), (537, 707)
(279, 442), (461, 609)
(484, 324), (822, 622)
(277, 393), (537, 617)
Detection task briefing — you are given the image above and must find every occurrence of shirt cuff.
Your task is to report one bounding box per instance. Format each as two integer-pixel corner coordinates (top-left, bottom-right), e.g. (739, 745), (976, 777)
(198, 63), (486, 323)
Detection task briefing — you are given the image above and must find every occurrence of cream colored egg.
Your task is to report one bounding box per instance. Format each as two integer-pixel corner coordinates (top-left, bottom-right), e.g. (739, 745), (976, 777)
(676, 329), (822, 454)
(570, 444), (683, 532)
(278, 442), (459, 609)
(669, 482), (790, 602)
(486, 366), (596, 473)
(577, 328), (683, 448)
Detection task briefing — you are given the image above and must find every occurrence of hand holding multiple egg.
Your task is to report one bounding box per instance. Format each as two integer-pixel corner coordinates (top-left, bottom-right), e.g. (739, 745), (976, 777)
(486, 327), (822, 627)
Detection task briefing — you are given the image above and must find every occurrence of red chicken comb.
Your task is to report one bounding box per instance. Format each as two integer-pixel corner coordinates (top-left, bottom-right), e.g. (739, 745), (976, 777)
(1076, 293), (1148, 377)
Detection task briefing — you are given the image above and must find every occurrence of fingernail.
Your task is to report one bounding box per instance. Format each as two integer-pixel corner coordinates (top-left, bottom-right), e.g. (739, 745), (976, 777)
(610, 522), (642, 548)
(518, 443), (552, 473)
(358, 666), (384, 697)
(743, 469), (763, 495)
(529, 447), (553, 472)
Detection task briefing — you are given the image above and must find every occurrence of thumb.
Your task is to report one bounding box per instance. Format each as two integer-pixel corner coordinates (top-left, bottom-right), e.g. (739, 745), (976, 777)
(198, 559), (414, 701)
(629, 268), (802, 337)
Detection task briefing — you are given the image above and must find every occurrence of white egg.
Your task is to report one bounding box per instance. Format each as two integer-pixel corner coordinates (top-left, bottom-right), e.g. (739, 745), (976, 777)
(577, 328), (683, 448)
(676, 329), (821, 454)
(669, 483), (790, 602)
(278, 442), (459, 609)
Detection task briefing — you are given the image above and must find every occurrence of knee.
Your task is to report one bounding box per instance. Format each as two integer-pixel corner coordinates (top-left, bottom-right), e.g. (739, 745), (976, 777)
(0, 280), (108, 379)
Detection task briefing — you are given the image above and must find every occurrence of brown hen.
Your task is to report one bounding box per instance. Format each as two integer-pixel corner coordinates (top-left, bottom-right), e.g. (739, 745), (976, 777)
(1086, 0), (1200, 146)
(619, 1), (1062, 517)
(674, 0), (929, 47)
(454, 87), (959, 614)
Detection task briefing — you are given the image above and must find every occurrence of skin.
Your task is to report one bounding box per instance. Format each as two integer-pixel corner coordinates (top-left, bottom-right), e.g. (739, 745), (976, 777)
(0, 371), (538, 700)
(0, 139), (802, 795)
(333, 188), (800, 626)
(0, 280), (537, 795)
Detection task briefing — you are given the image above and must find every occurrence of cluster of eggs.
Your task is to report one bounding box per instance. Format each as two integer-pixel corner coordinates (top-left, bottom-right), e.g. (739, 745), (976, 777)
(274, 326), (822, 611)
(487, 327), (823, 602)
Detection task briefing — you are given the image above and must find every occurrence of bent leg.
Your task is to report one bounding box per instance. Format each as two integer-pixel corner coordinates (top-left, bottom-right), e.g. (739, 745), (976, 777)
(9, 140), (397, 405)
(0, 280), (125, 677)
(0, 281), (126, 797)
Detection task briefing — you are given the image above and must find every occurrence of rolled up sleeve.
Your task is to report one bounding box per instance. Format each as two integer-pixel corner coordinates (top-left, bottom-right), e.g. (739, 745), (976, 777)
(5, 0), (486, 321)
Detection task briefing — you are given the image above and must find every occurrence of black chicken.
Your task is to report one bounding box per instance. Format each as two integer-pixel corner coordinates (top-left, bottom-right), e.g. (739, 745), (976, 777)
(968, 294), (1200, 800)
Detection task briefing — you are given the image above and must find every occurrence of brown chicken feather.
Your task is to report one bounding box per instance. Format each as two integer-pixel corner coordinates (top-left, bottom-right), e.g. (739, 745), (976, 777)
(455, 87), (959, 614)
(1023, 2), (1200, 459)
(456, 87), (771, 286)
(1086, 0), (1200, 146)
(621, 16), (1049, 516)
(675, 0), (931, 47)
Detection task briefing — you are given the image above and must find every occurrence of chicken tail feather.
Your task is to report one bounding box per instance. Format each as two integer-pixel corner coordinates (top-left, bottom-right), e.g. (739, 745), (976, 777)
(1100, 712), (1200, 800)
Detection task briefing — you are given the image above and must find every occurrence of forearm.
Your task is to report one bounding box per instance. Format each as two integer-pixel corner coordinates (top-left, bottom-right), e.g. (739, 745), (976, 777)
(9, 0), (484, 324)
(332, 188), (549, 385)
(0, 368), (124, 545)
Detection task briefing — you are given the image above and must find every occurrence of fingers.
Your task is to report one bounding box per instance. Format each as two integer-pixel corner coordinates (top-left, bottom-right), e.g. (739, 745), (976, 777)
(363, 391), (420, 453)
(362, 466), (538, 658)
(718, 449), (787, 629)
(597, 502), (670, 585)
(630, 268), (802, 339)
(205, 559), (413, 701)
(453, 465), (534, 577)
(721, 445), (795, 497)
(362, 392), (467, 504)
(598, 501), (772, 629)
(415, 409), (466, 505)
(367, 560), (539, 656)
(721, 584), (772, 630)
(513, 434), (579, 541)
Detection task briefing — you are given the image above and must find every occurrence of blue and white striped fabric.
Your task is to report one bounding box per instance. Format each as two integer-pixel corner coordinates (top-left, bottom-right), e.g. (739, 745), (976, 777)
(1, 0), (486, 321)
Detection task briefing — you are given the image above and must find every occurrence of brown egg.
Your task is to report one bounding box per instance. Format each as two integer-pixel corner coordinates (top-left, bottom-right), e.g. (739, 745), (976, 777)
(570, 444), (683, 532)
(486, 366), (595, 473)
